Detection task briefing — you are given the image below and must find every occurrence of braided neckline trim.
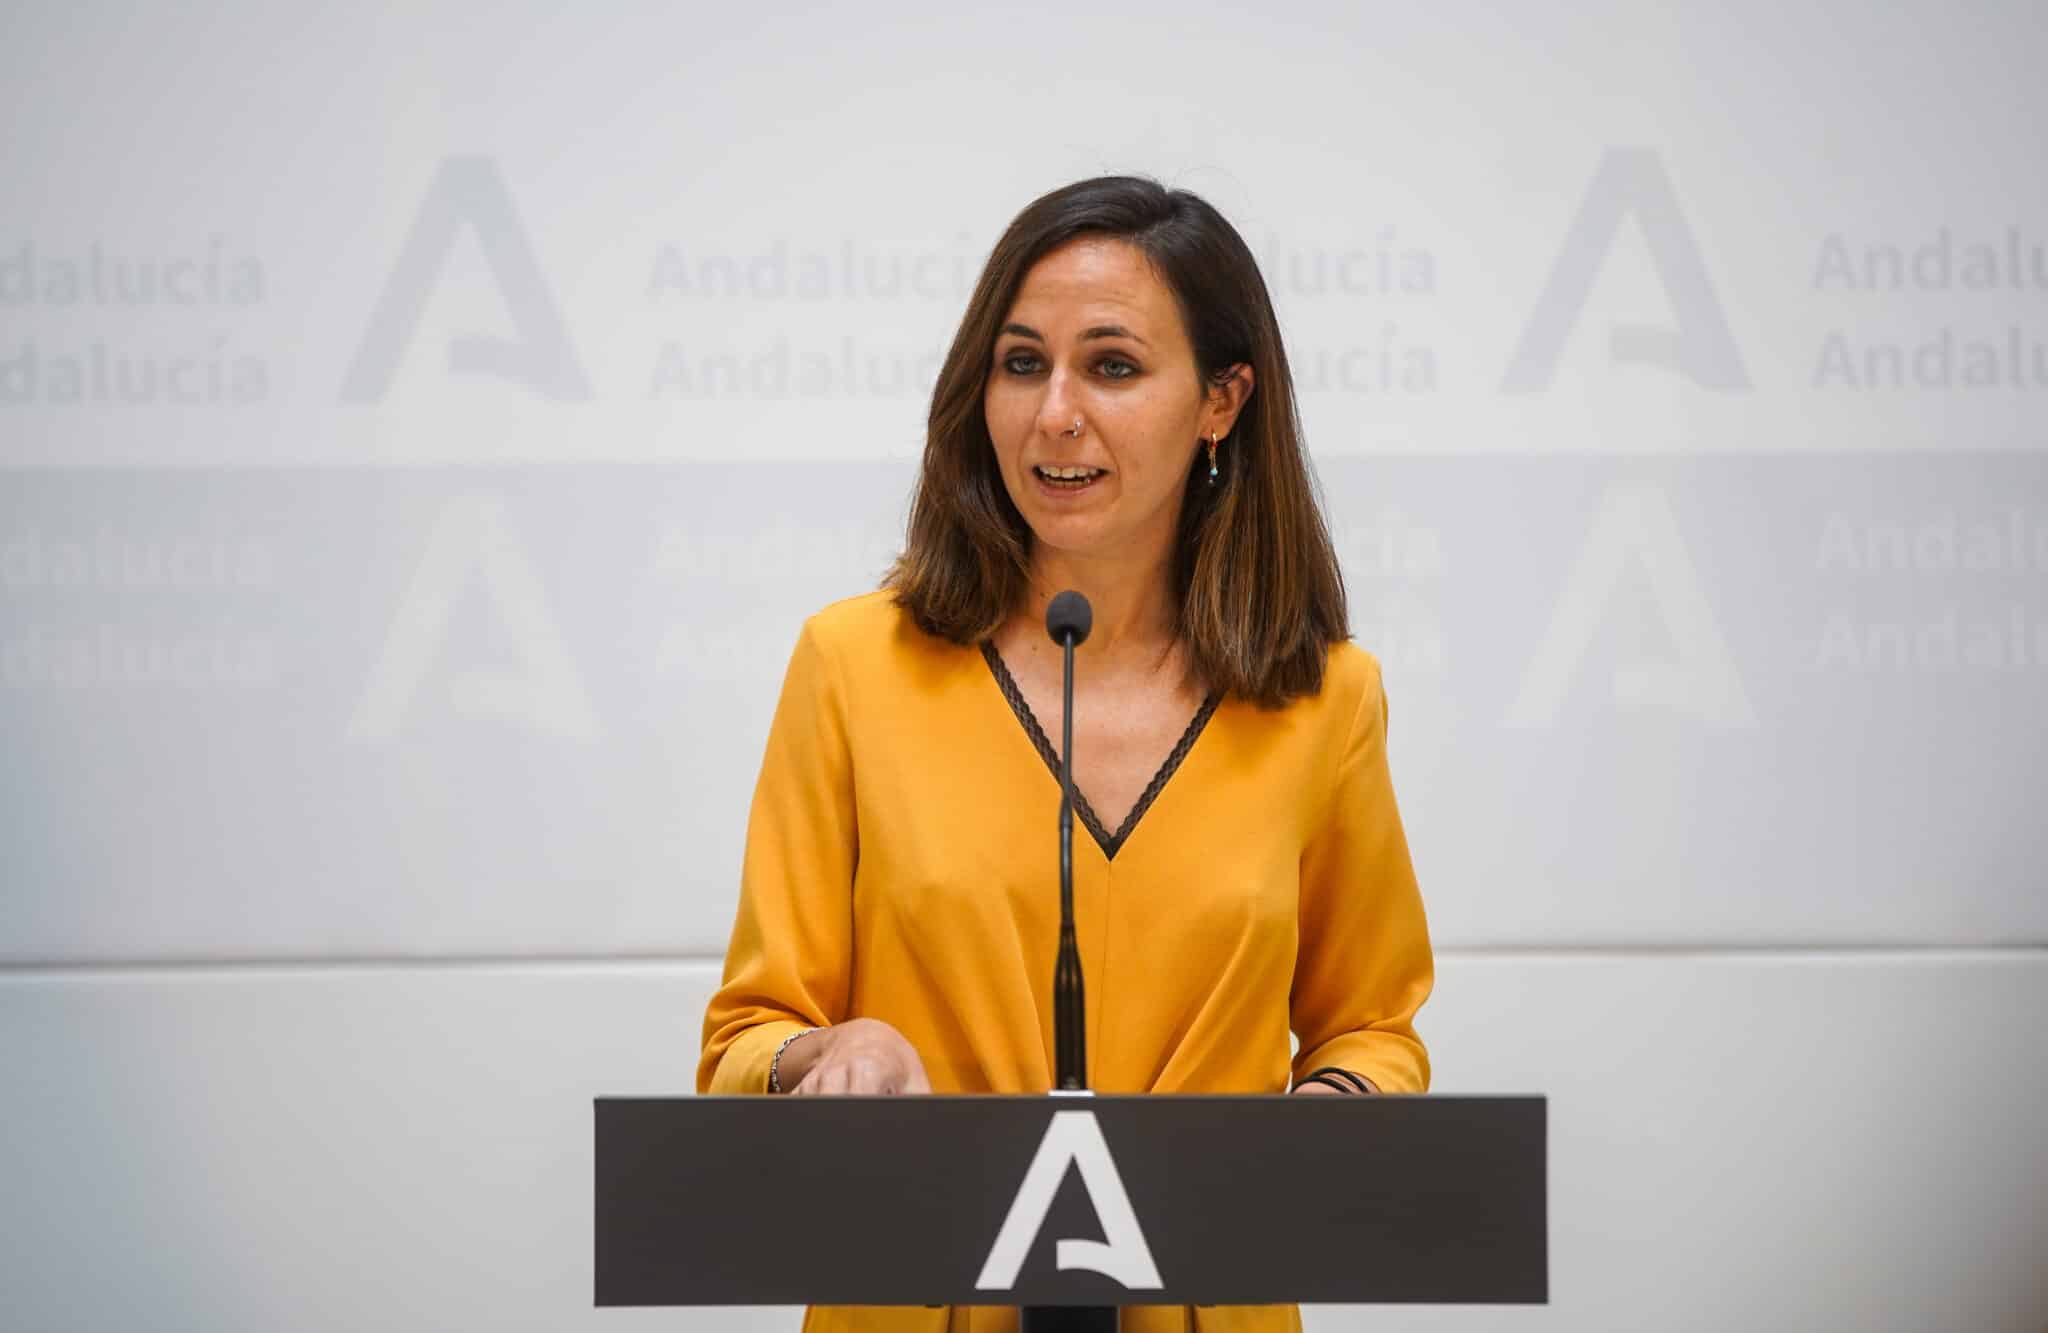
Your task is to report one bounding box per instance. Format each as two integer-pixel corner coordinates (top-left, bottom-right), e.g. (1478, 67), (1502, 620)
(978, 639), (1221, 862)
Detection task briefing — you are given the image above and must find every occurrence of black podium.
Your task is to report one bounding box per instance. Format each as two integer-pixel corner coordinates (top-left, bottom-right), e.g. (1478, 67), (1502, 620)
(595, 1093), (1545, 1309)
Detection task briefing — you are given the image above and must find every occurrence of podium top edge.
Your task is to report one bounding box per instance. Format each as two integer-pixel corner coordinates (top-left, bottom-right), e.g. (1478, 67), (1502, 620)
(593, 1093), (1548, 1104)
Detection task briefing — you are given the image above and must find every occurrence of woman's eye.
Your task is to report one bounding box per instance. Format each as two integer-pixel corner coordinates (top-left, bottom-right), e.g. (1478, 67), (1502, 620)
(996, 352), (1138, 379)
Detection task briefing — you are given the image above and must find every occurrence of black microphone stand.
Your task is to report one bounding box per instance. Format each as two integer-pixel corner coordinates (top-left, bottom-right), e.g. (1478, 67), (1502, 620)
(1054, 615), (1087, 1094)
(1024, 592), (1117, 1333)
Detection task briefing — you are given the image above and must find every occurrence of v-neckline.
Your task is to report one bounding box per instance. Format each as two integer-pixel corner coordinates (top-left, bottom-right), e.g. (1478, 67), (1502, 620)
(979, 640), (1221, 862)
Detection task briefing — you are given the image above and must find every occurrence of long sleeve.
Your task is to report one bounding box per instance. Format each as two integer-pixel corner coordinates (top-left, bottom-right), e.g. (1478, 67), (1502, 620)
(696, 617), (859, 1095)
(1289, 652), (1434, 1095)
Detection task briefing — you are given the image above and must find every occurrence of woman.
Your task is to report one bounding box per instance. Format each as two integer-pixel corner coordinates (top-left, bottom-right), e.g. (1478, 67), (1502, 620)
(698, 177), (1434, 1333)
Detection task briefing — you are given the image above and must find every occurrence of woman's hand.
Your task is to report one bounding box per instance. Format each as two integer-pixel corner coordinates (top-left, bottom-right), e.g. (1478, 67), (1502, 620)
(779, 1018), (932, 1095)
(1289, 1079), (1346, 1095)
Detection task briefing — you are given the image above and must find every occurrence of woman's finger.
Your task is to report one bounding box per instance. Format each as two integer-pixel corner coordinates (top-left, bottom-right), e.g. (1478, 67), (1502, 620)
(784, 1034), (934, 1096)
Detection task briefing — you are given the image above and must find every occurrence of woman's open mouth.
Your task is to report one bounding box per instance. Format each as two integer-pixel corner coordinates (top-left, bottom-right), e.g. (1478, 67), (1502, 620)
(1033, 464), (1106, 493)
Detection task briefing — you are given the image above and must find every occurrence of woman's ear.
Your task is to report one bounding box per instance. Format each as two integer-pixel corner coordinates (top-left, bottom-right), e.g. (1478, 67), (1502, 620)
(1203, 363), (1256, 439)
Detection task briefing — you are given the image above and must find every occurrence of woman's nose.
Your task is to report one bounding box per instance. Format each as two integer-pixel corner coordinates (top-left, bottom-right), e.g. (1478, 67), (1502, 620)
(1034, 371), (1080, 438)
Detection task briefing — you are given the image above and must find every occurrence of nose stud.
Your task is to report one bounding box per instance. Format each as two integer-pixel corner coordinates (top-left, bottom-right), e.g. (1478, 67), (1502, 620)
(1063, 417), (1083, 438)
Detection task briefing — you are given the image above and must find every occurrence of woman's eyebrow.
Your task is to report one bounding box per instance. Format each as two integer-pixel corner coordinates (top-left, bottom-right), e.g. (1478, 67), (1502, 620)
(999, 322), (1149, 347)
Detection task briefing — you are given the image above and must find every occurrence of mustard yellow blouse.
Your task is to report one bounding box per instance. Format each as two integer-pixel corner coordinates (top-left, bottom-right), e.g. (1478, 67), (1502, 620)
(698, 589), (1434, 1333)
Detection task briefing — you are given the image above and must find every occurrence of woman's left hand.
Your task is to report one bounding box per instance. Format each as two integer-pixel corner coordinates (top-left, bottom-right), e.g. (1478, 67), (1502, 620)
(1289, 1079), (1346, 1095)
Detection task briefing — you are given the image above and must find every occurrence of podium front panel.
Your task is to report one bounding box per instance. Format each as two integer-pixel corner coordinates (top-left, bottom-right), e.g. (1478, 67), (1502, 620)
(594, 1094), (1545, 1307)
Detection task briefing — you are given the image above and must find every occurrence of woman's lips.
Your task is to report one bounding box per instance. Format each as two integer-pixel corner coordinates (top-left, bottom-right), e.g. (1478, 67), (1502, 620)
(1031, 466), (1106, 497)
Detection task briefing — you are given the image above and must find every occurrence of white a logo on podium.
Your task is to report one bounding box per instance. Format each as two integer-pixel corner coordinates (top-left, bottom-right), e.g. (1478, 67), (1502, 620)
(976, 1111), (1163, 1292)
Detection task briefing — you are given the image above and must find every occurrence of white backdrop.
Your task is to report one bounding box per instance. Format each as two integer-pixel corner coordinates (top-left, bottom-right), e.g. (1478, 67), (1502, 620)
(2, 1), (2044, 1328)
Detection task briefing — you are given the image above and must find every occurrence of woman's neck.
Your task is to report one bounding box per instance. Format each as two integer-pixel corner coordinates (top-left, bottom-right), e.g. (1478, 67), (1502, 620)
(1011, 544), (1178, 675)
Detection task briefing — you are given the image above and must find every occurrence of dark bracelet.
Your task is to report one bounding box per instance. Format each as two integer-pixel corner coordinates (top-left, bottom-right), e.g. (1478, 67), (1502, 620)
(1299, 1065), (1374, 1094)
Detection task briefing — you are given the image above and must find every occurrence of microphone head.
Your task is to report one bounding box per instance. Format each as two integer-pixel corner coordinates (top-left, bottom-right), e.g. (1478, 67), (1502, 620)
(1045, 590), (1093, 646)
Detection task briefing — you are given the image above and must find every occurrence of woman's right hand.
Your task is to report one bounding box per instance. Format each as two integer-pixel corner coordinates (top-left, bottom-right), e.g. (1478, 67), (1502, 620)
(777, 1018), (931, 1095)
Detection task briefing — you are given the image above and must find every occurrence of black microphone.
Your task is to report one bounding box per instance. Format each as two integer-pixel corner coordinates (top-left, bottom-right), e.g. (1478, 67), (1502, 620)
(1027, 599), (1115, 1333)
(1045, 591), (1092, 1093)
(1046, 590), (1092, 647)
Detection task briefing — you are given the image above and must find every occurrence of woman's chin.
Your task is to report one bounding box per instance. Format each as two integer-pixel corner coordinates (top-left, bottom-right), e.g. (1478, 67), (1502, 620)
(1016, 485), (1113, 541)
(1022, 517), (1130, 562)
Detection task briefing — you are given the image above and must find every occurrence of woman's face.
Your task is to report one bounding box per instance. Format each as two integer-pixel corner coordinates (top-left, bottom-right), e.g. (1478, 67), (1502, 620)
(983, 237), (1249, 569)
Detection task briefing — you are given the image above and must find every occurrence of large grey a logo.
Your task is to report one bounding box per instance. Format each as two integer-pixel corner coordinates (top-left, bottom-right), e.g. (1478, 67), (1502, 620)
(1502, 149), (1749, 391)
(976, 1111), (1163, 1292)
(347, 493), (599, 742)
(1507, 482), (1753, 728)
(342, 156), (590, 402)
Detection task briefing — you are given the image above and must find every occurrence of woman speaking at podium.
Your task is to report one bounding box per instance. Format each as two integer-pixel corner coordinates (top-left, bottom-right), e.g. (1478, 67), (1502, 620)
(699, 176), (1434, 1333)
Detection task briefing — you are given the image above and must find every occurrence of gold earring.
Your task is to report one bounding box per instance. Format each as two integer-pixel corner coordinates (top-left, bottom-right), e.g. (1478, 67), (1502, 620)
(1206, 433), (1219, 485)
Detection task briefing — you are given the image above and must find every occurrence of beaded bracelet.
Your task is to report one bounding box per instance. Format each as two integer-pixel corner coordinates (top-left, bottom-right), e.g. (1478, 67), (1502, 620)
(1298, 1065), (1376, 1094)
(768, 1026), (821, 1093)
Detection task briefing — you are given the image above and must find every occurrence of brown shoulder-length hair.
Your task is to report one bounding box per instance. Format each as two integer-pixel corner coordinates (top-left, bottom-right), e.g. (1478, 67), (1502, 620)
(884, 175), (1348, 708)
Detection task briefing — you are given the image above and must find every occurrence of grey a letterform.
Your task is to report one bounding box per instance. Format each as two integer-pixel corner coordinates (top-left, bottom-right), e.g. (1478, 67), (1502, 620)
(1501, 148), (1749, 391)
(1506, 481), (1753, 728)
(341, 156), (591, 402)
(975, 1110), (1164, 1292)
(346, 493), (600, 741)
